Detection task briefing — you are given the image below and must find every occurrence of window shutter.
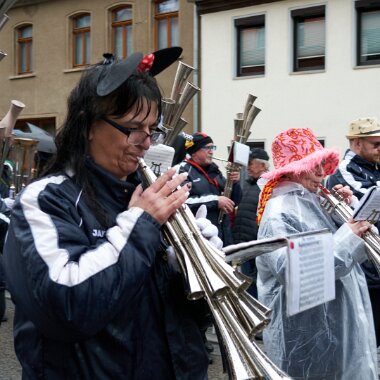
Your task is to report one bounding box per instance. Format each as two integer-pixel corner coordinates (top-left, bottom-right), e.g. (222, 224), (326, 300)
(241, 27), (265, 66)
(361, 10), (380, 58)
(297, 17), (325, 59)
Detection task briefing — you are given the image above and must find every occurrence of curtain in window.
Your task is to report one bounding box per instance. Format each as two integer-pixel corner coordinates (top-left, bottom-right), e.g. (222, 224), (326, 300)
(18, 25), (32, 73)
(157, 19), (168, 49)
(112, 6), (133, 59)
(85, 31), (90, 64)
(155, 0), (179, 49)
(114, 25), (132, 58)
(75, 34), (83, 65)
(361, 10), (380, 60)
(296, 17), (325, 59)
(73, 14), (90, 66)
(171, 17), (179, 46)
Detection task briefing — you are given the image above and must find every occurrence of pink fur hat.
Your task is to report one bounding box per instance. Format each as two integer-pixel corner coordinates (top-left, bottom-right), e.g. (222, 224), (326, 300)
(262, 128), (340, 181)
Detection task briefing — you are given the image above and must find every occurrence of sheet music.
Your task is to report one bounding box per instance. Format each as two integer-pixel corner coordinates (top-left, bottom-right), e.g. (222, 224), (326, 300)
(353, 186), (380, 222)
(286, 230), (335, 316)
(144, 144), (175, 176)
(232, 142), (250, 166)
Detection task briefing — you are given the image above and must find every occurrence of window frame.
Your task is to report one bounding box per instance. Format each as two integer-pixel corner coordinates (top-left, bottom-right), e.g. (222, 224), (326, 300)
(72, 12), (91, 68)
(235, 15), (265, 77)
(355, 0), (380, 66)
(154, 0), (179, 50)
(17, 24), (33, 75)
(291, 5), (326, 72)
(111, 4), (133, 59)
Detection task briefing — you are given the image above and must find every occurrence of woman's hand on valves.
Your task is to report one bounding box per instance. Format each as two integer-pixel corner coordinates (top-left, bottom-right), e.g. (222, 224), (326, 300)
(333, 184), (353, 206)
(129, 167), (191, 225)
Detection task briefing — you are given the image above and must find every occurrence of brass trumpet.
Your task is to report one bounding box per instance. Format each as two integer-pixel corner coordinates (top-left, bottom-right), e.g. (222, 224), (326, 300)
(138, 157), (291, 380)
(319, 184), (380, 275)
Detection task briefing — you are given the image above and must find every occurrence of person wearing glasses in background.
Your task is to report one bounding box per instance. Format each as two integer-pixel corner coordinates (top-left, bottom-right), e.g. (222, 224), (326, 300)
(2, 48), (210, 379)
(327, 117), (380, 349)
(177, 132), (242, 247)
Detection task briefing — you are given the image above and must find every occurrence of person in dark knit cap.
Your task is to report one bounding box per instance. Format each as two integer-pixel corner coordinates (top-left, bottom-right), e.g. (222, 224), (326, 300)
(177, 132), (242, 246)
(176, 131), (242, 362)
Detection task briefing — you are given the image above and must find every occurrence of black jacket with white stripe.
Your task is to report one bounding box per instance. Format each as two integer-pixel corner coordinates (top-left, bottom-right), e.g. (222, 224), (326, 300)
(327, 149), (380, 288)
(3, 159), (208, 380)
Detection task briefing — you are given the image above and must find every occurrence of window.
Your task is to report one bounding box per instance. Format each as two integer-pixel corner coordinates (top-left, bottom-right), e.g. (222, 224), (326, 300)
(247, 141), (265, 150)
(111, 5), (133, 59)
(17, 25), (32, 74)
(72, 13), (91, 67)
(292, 6), (325, 72)
(154, 0), (179, 50)
(235, 15), (265, 77)
(356, 1), (380, 66)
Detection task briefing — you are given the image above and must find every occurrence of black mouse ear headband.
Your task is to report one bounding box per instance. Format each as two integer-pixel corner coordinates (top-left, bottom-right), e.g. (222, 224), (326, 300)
(96, 46), (183, 96)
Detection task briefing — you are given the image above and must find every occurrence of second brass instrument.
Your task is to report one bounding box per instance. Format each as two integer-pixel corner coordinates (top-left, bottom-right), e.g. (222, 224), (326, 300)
(319, 184), (380, 275)
(218, 95), (261, 224)
(143, 60), (292, 379)
(138, 157), (291, 380)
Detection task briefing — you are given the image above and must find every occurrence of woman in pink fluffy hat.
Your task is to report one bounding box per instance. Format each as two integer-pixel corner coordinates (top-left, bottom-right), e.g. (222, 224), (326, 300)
(256, 128), (377, 379)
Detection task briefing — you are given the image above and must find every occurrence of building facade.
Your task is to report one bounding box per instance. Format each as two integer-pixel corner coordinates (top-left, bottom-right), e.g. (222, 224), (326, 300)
(190, 0), (380, 163)
(0, 0), (196, 136)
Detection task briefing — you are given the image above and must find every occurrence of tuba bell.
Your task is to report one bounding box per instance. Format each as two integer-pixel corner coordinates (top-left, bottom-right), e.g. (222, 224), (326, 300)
(8, 137), (39, 198)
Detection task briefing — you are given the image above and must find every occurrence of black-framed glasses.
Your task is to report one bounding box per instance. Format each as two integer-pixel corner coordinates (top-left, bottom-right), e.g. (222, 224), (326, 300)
(201, 145), (217, 151)
(101, 116), (166, 145)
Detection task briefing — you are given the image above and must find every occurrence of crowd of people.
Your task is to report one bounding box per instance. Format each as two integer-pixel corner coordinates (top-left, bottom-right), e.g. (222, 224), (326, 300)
(0, 47), (379, 380)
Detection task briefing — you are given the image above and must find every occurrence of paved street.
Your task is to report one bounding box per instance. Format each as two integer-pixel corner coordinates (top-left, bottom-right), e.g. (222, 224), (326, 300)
(1, 294), (380, 380)
(0, 295), (228, 380)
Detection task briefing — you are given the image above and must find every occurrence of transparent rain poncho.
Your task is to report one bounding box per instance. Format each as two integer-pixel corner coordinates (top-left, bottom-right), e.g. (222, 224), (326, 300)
(256, 181), (377, 380)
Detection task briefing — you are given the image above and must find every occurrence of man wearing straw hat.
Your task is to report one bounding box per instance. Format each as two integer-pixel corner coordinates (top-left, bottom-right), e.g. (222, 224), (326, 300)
(327, 117), (380, 348)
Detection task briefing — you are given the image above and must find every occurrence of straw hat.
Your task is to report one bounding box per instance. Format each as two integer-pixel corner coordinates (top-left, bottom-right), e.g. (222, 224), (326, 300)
(346, 117), (380, 140)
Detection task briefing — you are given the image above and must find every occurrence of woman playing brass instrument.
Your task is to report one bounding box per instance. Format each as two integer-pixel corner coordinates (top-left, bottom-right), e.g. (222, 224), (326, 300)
(3, 48), (211, 379)
(256, 128), (377, 379)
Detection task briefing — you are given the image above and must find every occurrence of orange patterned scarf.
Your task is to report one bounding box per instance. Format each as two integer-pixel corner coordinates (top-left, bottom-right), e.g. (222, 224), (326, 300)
(256, 178), (280, 225)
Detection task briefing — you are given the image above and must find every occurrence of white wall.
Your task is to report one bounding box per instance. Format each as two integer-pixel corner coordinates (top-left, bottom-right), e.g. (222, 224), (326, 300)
(199, 0), (380, 165)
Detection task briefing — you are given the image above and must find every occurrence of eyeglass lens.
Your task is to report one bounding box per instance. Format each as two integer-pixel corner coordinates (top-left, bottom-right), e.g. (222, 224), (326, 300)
(128, 130), (164, 145)
(101, 116), (166, 145)
(203, 145), (217, 151)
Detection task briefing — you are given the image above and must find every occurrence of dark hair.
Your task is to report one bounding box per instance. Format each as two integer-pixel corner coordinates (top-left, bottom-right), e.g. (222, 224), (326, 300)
(43, 61), (162, 225)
